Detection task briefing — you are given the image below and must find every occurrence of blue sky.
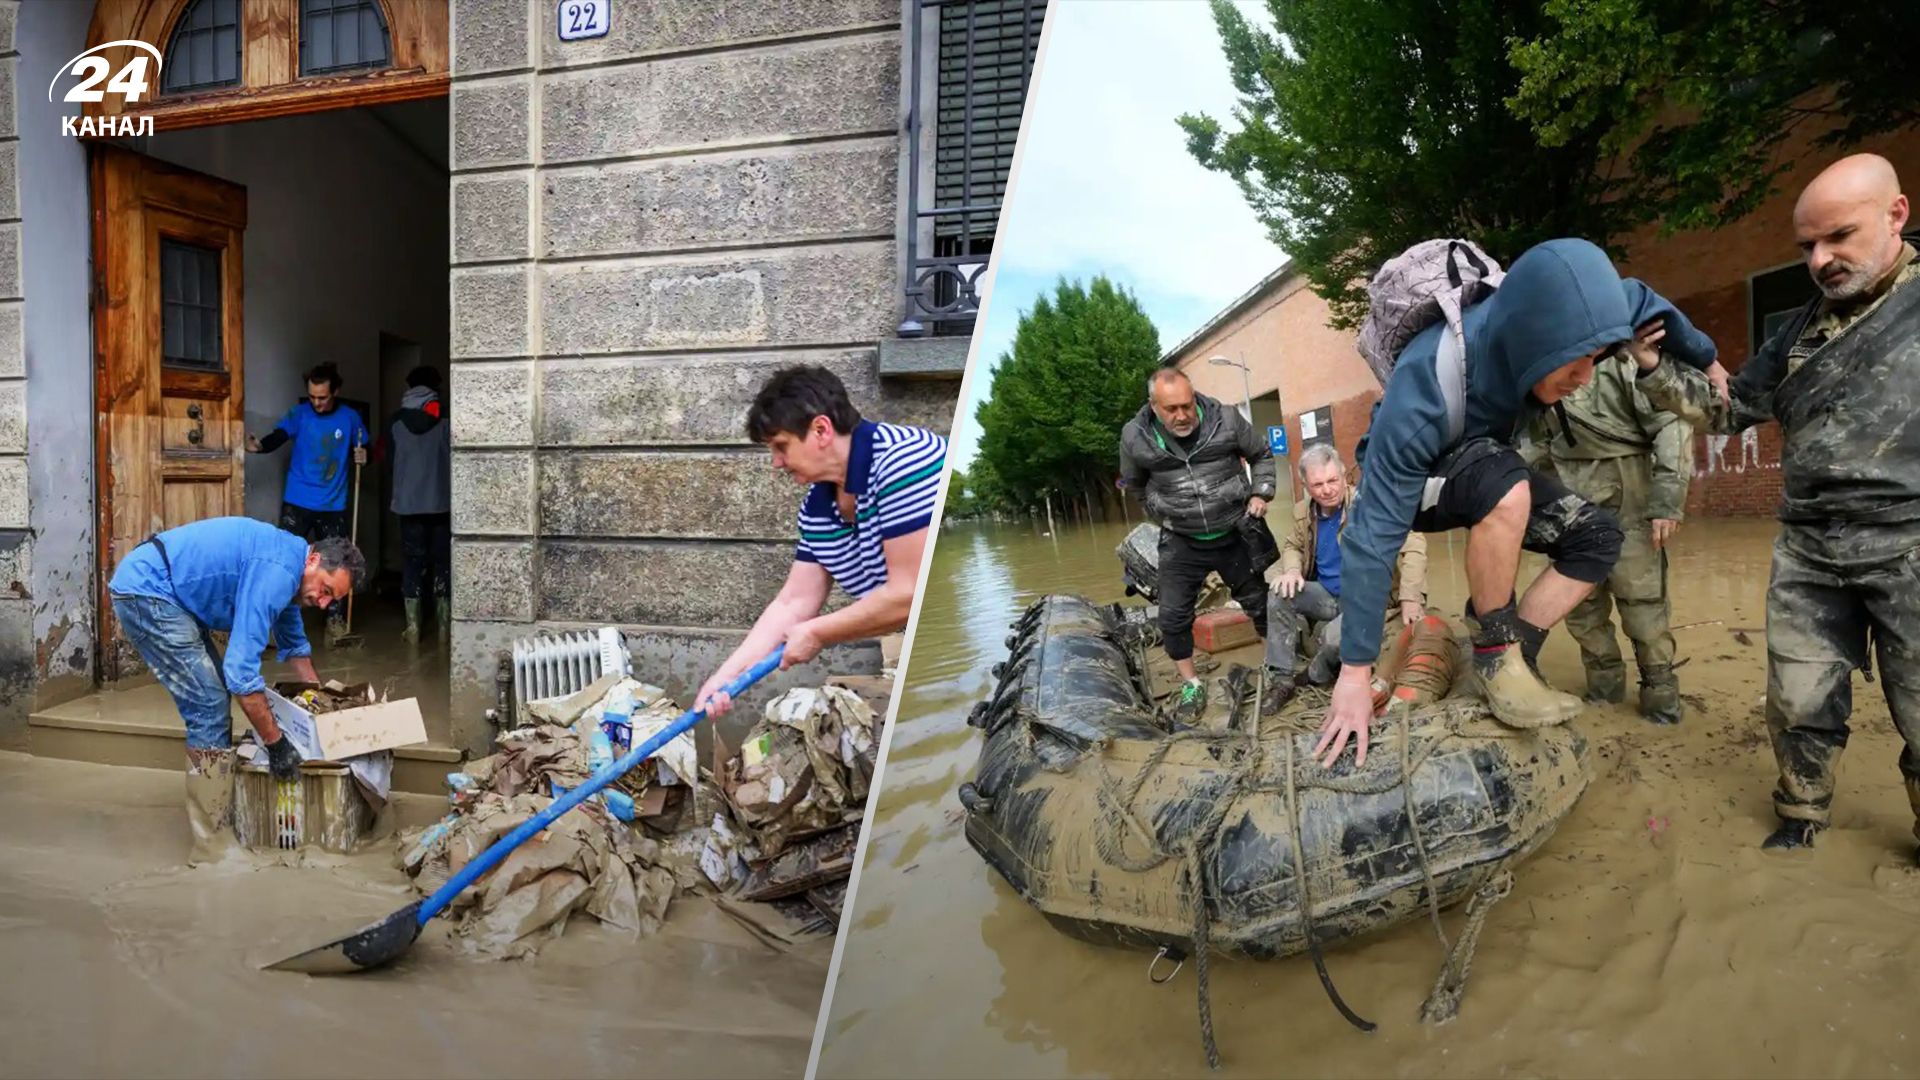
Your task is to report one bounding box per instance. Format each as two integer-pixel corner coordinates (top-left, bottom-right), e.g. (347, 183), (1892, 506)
(948, 0), (1285, 470)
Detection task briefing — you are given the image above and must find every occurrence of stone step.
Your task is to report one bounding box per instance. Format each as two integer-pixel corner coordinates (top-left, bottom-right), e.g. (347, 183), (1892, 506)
(28, 683), (466, 796)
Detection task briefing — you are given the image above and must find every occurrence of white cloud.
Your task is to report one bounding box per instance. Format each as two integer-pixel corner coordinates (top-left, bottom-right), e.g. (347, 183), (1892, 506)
(991, 0), (1284, 304)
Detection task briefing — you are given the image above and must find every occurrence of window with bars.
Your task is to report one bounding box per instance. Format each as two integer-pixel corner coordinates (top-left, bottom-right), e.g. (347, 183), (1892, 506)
(162, 0), (243, 95)
(161, 240), (224, 371)
(301, 0), (392, 76)
(902, 0), (1046, 335)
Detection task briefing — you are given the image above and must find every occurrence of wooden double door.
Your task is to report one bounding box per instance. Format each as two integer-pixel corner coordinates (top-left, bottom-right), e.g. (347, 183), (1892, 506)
(92, 146), (248, 680)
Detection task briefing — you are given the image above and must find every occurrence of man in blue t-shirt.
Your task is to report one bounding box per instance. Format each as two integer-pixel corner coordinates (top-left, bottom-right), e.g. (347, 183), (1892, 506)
(246, 362), (368, 641)
(1265, 443), (1428, 710)
(108, 517), (366, 863)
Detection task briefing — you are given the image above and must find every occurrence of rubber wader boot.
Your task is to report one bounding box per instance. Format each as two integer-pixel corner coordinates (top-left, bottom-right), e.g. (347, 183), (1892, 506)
(1638, 664), (1683, 725)
(402, 597), (423, 644)
(1762, 819), (1821, 851)
(184, 747), (238, 866)
(1473, 646), (1583, 728)
(436, 595), (452, 641)
(1584, 661), (1627, 705)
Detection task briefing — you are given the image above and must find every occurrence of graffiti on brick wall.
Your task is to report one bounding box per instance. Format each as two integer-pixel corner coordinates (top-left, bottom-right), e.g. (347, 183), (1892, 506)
(1698, 428), (1772, 477)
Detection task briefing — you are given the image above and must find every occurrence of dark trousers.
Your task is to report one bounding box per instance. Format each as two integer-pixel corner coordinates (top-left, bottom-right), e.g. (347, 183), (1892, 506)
(1410, 438), (1622, 587)
(1156, 528), (1270, 662)
(279, 501), (350, 625)
(400, 513), (451, 600)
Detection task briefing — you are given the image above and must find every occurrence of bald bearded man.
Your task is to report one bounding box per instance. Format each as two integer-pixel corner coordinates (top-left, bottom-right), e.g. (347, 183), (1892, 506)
(1631, 153), (1920, 858)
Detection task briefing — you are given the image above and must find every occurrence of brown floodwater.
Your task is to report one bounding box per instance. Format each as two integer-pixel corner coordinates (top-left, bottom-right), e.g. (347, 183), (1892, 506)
(0, 750), (828, 1079)
(818, 515), (1920, 1079)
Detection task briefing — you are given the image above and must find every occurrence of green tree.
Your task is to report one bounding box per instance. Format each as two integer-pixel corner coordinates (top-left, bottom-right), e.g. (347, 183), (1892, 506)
(973, 277), (1162, 517)
(1509, 1), (1919, 233)
(1179, 0), (1625, 328)
(943, 467), (976, 520)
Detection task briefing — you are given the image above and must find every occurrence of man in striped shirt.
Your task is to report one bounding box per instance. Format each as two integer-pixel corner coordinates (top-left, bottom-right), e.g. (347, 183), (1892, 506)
(697, 366), (947, 717)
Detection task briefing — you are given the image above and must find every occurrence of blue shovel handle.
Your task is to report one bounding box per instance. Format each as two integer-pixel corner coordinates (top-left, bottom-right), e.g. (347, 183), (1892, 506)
(416, 646), (786, 925)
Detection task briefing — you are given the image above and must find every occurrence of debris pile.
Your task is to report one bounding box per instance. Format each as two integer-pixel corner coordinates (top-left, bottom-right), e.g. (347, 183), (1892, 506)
(396, 673), (692, 959)
(701, 685), (879, 940)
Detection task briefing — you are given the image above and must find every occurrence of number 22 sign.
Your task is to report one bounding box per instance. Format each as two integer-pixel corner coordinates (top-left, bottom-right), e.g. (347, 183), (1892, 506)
(557, 0), (609, 41)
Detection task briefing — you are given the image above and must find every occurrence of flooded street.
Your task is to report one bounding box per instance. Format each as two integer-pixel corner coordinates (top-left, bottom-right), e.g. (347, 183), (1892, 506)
(0, 751), (828, 1079)
(820, 515), (1920, 1078)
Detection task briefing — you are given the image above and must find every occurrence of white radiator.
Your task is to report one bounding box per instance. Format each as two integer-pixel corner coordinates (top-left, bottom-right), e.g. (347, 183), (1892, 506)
(510, 627), (632, 714)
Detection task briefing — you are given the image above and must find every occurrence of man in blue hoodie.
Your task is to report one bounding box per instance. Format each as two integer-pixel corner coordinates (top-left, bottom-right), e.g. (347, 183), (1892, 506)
(108, 517), (366, 862)
(1315, 239), (1718, 767)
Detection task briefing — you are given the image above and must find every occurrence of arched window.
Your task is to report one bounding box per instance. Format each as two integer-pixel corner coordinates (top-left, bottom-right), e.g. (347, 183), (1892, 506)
(301, 0), (392, 76)
(161, 0), (242, 95)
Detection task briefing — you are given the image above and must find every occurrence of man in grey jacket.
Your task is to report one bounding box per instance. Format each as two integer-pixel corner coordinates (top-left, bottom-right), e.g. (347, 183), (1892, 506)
(1119, 367), (1278, 724)
(380, 366), (451, 643)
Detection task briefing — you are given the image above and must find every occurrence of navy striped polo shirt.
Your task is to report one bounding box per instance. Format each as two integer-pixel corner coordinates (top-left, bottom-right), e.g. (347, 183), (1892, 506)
(795, 420), (947, 597)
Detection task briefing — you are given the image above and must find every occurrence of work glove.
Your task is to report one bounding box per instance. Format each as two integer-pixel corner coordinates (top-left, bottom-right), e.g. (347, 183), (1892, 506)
(266, 735), (303, 780)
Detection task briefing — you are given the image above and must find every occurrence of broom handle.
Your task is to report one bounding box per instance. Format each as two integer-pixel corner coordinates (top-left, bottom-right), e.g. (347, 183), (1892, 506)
(347, 430), (363, 628)
(415, 645), (786, 925)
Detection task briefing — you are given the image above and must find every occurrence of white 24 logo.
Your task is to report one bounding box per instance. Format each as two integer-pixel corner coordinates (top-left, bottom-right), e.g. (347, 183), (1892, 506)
(49, 40), (163, 104)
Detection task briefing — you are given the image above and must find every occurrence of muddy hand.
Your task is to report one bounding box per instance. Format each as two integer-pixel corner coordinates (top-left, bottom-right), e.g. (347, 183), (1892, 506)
(1650, 518), (1679, 551)
(1275, 569), (1305, 599)
(1704, 360), (1731, 408)
(1315, 674), (1374, 768)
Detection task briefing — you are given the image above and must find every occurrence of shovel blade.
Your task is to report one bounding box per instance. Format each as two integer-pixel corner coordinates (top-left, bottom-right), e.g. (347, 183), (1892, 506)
(265, 900), (424, 974)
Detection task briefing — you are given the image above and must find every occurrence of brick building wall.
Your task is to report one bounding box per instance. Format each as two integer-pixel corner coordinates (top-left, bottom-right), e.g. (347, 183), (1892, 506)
(1173, 122), (1920, 523)
(445, 0), (952, 752)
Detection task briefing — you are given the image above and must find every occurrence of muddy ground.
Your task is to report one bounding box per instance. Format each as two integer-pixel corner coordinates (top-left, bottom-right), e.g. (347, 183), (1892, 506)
(817, 518), (1920, 1079)
(0, 751), (828, 1079)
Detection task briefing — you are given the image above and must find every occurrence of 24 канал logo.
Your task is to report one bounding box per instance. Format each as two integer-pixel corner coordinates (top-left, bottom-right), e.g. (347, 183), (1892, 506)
(51, 40), (162, 138)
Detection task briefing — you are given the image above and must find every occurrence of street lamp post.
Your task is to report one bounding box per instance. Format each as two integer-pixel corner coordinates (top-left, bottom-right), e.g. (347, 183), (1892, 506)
(1208, 354), (1254, 423)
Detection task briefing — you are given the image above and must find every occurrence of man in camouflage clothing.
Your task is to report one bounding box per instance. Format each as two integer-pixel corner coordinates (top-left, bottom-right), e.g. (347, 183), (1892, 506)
(1522, 354), (1694, 724)
(1630, 153), (1920, 856)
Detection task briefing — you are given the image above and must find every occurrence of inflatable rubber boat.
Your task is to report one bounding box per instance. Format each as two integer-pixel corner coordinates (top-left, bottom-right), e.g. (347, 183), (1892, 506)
(960, 594), (1591, 1042)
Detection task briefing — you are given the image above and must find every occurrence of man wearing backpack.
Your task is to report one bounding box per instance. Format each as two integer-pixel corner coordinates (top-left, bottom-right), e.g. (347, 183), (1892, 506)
(1119, 367), (1278, 726)
(1631, 154), (1920, 857)
(1314, 238), (1718, 768)
(1520, 351), (1694, 725)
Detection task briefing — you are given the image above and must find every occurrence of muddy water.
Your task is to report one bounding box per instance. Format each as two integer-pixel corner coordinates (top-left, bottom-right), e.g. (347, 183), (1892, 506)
(0, 751), (827, 1079)
(819, 516), (1920, 1078)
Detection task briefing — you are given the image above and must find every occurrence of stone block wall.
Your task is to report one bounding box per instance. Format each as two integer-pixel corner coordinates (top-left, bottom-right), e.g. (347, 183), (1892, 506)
(0, 2), (27, 745)
(447, 0), (957, 752)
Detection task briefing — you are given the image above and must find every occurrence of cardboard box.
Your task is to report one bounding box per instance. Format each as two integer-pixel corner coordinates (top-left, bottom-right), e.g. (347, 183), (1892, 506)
(1193, 609), (1258, 653)
(265, 682), (427, 804)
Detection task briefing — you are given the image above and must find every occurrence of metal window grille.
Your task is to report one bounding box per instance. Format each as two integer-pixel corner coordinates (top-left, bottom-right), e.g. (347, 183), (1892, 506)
(162, 0), (243, 94)
(161, 239), (224, 370)
(901, 0), (1046, 335)
(300, 0), (392, 76)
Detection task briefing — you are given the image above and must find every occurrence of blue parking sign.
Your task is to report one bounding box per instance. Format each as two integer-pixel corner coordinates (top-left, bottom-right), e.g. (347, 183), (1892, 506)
(1268, 425), (1288, 455)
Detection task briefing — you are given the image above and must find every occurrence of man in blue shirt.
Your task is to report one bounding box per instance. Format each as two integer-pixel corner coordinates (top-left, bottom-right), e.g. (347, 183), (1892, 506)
(694, 366), (944, 719)
(1267, 444), (1428, 711)
(246, 362), (369, 643)
(109, 517), (366, 863)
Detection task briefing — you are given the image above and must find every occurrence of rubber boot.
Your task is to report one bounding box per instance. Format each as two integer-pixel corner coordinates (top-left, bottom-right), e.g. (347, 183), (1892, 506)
(1638, 664), (1683, 725)
(401, 598), (423, 644)
(1762, 819), (1821, 851)
(1584, 661), (1627, 705)
(436, 595), (452, 641)
(1466, 603), (1583, 729)
(1474, 645), (1585, 728)
(184, 747), (238, 866)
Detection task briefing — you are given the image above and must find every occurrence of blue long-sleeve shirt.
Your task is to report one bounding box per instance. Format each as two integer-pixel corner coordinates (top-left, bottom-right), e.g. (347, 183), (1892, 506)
(1342, 239), (1717, 665)
(108, 517), (312, 696)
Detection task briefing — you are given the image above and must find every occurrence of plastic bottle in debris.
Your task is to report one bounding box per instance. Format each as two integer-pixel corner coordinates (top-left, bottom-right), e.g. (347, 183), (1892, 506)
(599, 687), (634, 751)
(571, 725), (637, 823)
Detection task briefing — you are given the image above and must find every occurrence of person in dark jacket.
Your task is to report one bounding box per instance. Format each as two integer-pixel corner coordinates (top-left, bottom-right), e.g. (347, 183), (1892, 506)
(1634, 154), (1920, 856)
(1118, 367), (1277, 725)
(381, 366), (452, 643)
(1316, 238), (1718, 768)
